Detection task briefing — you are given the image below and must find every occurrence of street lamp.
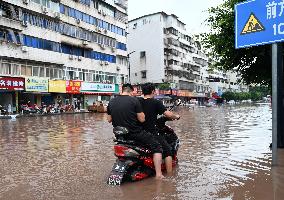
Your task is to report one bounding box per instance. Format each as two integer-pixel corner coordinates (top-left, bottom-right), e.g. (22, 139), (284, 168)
(127, 51), (136, 83)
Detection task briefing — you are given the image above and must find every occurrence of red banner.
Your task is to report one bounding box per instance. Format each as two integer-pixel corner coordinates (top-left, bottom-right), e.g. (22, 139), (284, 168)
(159, 90), (171, 95)
(132, 86), (142, 96)
(172, 90), (178, 96)
(66, 80), (81, 94)
(0, 77), (25, 91)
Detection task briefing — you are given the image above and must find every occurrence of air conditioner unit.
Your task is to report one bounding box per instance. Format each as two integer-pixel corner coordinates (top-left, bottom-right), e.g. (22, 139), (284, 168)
(104, 61), (109, 65)
(23, 0), (29, 4)
(99, 60), (104, 65)
(116, 66), (121, 71)
(69, 55), (74, 60)
(76, 19), (81, 24)
(104, 29), (108, 34)
(54, 12), (61, 19)
(21, 46), (28, 52)
(21, 20), (28, 27)
(102, 11), (107, 16)
(41, 6), (48, 14)
(82, 40), (89, 45)
(111, 47), (116, 52)
(98, 10), (102, 14)
(78, 56), (82, 61)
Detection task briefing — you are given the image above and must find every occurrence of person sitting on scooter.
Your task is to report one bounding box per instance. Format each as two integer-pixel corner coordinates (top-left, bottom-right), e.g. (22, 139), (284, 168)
(107, 83), (165, 179)
(139, 83), (180, 175)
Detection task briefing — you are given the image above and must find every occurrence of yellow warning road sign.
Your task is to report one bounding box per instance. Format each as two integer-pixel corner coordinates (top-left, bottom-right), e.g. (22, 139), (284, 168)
(241, 13), (265, 35)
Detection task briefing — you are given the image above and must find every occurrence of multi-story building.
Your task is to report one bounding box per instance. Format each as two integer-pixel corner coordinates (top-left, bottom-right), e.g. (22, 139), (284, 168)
(0, 0), (128, 111)
(128, 12), (210, 99)
(208, 69), (249, 96)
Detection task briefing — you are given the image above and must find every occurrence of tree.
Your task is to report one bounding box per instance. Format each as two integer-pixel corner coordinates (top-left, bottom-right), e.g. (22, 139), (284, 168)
(202, 0), (272, 86)
(157, 83), (171, 90)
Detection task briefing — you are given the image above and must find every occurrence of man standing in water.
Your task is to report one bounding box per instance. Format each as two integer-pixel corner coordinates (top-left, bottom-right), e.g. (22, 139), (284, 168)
(140, 83), (180, 175)
(107, 83), (165, 179)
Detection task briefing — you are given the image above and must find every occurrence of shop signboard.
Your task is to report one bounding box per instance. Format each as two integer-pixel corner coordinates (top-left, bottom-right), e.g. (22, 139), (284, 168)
(66, 80), (81, 94)
(177, 90), (192, 97)
(192, 92), (206, 97)
(155, 89), (160, 95)
(132, 86), (142, 96)
(159, 90), (171, 95)
(25, 77), (48, 92)
(172, 90), (178, 96)
(0, 77), (25, 91)
(177, 90), (186, 97)
(49, 80), (66, 93)
(81, 83), (119, 93)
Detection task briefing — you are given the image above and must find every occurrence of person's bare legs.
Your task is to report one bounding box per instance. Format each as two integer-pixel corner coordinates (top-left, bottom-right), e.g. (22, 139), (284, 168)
(153, 153), (164, 179)
(165, 156), (173, 174)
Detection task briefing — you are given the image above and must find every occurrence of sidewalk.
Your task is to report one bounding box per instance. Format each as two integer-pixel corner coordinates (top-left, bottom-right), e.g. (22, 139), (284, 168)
(0, 110), (92, 120)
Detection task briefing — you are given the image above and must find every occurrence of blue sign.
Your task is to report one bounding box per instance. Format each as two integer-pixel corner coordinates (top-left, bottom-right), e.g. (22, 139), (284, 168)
(235, 0), (284, 48)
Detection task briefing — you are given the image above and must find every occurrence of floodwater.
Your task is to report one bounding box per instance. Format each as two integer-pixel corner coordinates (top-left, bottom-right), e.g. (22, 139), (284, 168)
(0, 105), (283, 200)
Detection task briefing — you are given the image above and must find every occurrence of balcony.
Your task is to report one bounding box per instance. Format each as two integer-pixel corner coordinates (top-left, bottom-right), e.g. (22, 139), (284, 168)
(114, 0), (127, 9)
(0, 16), (24, 31)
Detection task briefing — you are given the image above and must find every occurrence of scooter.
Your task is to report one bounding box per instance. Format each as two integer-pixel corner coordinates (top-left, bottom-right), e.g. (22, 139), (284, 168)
(107, 102), (180, 186)
(0, 105), (8, 116)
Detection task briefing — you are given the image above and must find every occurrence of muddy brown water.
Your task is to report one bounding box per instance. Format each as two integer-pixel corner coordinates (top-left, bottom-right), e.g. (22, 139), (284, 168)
(0, 105), (283, 200)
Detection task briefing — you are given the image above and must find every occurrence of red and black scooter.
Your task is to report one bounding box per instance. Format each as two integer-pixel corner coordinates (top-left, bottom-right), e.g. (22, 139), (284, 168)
(107, 104), (180, 186)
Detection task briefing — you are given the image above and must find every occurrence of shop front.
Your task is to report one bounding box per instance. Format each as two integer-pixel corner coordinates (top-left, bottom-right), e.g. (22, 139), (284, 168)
(21, 77), (49, 106)
(192, 92), (208, 105)
(0, 76), (25, 113)
(66, 80), (83, 109)
(49, 80), (67, 106)
(177, 90), (193, 102)
(81, 83), (119, 106)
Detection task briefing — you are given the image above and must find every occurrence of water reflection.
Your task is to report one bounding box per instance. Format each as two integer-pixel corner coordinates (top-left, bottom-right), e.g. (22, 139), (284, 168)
(0, 106), (283, 200)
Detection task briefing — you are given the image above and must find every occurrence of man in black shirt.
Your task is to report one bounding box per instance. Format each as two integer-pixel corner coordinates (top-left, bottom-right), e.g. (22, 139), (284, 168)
(107, 83), (164, 179)
(140, 83), (180, 175)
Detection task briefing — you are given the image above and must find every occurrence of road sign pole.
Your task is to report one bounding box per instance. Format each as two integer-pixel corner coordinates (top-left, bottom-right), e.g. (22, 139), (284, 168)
(272, 43), (282, 166)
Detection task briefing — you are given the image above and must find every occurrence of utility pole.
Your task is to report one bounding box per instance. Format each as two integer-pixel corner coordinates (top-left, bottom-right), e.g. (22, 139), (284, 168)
(127, 51), (136, 83)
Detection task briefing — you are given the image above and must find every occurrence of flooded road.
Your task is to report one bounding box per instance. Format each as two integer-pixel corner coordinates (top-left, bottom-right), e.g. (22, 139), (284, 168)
(0, 105), (284, 200)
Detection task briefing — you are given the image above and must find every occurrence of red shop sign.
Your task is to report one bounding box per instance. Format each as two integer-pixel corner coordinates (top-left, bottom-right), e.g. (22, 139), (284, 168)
(0, 77), (25, 91)
(66, 80), (81, 94)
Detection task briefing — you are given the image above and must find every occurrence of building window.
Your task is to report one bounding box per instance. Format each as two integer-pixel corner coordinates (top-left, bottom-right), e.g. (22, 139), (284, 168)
(39, 67), (45, 77)
(141, 71), (146, 79)
(21, 65), (26, 76)
(1, 63), (11, 75)
(32, 66), (39, 77)
(45, 67), (50, 77)
(25, 66), (32, 76)
(140, 51), (146, 58)
(11, 64), (20, 76)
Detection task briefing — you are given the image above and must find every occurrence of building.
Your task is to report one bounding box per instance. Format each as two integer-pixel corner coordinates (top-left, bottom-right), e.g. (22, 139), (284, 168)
(128, 12), (210, 99)
(0, 0), (128, 112)
(208, 69), (249, 96)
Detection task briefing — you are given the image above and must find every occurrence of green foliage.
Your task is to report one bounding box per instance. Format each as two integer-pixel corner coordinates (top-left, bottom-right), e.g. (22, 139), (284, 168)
(203, 0), (272, 86)
(222, 86), (270, 101)
(157, 83), (171, 90)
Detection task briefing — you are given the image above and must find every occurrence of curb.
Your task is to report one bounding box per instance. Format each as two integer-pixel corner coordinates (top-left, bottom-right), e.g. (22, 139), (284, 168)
(0, 111), (98, 120)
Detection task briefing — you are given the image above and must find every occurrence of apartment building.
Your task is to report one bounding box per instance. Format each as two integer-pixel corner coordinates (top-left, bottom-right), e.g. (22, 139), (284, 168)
(0, 0), (128, 111)
(128, 12), (210, 99)
(209, 69), (249, 96)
